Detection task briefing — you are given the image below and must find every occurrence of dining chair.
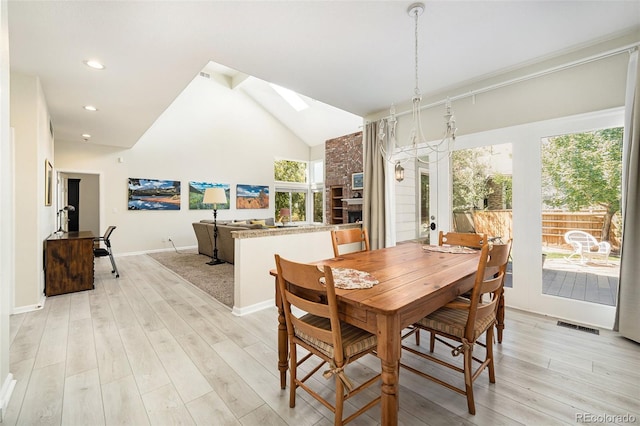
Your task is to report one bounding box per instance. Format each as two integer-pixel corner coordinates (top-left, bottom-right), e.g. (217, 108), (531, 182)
(439, 231), (512, 343)
(330, 227), (370, 257)
(401, 240), (512, 415)
(274, 254), (381, 425)
(413, 231), (486, 345)
(438, 230), (486, 248)
(94, 226), (119, 278)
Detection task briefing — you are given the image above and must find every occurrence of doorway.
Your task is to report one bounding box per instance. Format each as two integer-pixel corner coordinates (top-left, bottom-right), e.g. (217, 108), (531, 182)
(57, 171), (101, 236)
(452, 109), (622, 329)
(67, 178), (80, 232)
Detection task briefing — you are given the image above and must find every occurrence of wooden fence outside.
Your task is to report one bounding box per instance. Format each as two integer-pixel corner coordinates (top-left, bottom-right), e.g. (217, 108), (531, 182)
(468, 210), (619, 250)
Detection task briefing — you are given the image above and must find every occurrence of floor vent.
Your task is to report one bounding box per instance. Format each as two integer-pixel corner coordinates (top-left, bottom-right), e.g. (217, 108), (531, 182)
(557, 321), (600, 335)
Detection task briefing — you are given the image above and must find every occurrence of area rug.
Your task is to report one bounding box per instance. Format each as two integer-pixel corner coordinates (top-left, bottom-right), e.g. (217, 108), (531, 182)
(147, 249), (234, 308)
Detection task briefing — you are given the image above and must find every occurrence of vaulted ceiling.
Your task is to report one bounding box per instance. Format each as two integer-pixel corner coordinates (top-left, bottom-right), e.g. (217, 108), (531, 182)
(8, 1), (640, 148)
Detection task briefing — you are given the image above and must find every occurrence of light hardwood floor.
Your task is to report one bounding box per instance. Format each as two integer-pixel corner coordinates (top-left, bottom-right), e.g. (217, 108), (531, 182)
(6, 253), (640, 425)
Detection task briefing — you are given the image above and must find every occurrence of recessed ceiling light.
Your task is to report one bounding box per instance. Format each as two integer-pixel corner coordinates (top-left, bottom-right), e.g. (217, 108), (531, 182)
(83, 105), (98, 111)
(82, 133), (91, 140)
(84, 60), (105, 70)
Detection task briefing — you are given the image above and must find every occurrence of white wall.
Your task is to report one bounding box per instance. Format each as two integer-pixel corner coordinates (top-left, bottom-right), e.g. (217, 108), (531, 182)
(233, 230), (336, 315)
(11, 72), (53, 310)
(0, 1), (16, 418)
(54, 70), (311, 255)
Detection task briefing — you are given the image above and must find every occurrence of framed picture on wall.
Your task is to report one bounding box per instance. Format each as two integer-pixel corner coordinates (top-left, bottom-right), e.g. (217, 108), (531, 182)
(45, 159), (53, 206)
(352, 172), (364, 190)
(128, 178), (181, 210)
(236, 184), (269, 209)
(189, 182), (230, 210)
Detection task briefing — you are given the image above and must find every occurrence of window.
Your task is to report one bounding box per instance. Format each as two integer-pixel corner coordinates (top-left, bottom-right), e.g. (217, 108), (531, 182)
(275, 190), (307, 222)
(274, 159), (307, 183)
(312, 190), (323, 223)
(274, 159), (324, 224)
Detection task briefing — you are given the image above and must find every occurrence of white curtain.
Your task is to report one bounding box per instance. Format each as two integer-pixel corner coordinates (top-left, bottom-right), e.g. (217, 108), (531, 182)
(363, 121), (386, 249)
(614, 48), (640, 343)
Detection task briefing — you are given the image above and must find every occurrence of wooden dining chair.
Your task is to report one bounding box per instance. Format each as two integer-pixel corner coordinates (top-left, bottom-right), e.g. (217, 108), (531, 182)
(440, 230), (512, 343)
(401, 240), (512, 415)
(330, 227), (370, 257)
(413, 231), (486, 345)
(438, 230), (485, 248)
(274, 254), (381, 425)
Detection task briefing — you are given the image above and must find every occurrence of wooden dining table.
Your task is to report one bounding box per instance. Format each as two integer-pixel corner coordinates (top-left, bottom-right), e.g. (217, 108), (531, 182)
(272, 242), (482, 426)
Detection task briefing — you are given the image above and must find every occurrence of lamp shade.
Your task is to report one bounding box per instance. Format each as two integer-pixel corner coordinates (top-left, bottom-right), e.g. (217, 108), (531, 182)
(203, 187), (227, 205)
(279, 208), (290, 217)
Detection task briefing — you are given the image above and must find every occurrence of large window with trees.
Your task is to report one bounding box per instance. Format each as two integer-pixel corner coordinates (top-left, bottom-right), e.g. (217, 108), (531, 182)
(540, 127), (621, 306)
(274, 158), (323, 224)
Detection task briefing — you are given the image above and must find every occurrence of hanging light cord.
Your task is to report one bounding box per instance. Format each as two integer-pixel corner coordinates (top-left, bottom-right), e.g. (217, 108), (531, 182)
(380, 2), (456, 166)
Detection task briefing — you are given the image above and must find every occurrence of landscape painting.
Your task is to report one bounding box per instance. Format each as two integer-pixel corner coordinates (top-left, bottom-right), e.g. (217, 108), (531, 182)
(128, 178), (181, 210)
(236, 184), (269, 209)
(189, 181), (230, 210)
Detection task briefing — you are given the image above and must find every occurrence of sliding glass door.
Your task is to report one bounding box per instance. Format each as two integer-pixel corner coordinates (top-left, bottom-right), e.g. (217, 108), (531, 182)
(439, 108), (623, 329)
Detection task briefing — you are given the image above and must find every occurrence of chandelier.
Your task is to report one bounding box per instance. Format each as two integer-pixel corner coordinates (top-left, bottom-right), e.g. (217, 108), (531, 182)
(380, 2), (457, 171)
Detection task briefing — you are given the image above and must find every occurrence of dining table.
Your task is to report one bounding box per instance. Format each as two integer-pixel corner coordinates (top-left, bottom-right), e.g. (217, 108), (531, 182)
(271, 241), (483, 426)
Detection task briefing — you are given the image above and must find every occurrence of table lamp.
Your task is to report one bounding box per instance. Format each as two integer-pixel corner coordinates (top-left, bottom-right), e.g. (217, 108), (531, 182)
(56, 205), (75, 234)
(279, 208), (291, 225)
(203, 187), (227, 265)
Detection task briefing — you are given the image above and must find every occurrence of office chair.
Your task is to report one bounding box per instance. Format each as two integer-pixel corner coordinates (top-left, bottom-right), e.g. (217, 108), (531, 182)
(94, 226), (119, 278)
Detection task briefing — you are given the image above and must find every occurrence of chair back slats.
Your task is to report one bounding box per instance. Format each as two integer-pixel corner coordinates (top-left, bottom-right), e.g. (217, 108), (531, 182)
(465, 240), (512, 341)
(274, 254), (381, 423)
(275, 255), (344, 361)
(439, 231), (485, 249)
(331, 228), (370, 257)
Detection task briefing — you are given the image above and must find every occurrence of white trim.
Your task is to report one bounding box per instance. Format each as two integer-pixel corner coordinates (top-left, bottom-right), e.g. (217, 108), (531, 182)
(12, 294), (45, 315)
(231, 299), (274, 316)
(0, 373), (16, 421)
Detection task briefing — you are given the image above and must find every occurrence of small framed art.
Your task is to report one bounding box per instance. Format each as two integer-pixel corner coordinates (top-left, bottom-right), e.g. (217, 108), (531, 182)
(45, 159), (53, 206)
(352, 172), (363, 190)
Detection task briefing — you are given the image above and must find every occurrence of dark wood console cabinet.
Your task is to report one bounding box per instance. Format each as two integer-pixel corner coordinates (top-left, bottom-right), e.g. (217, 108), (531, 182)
(44, 231), (95, 296)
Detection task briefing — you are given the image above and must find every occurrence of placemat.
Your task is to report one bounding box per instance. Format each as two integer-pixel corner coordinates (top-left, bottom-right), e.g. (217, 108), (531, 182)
(321, 268), (379, 289)
(422, 245), (477, 254)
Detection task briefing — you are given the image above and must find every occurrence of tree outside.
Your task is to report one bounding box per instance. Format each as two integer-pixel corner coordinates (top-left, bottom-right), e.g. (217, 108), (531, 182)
(274, 159), (308, 222)
(541, 127), (622, 242)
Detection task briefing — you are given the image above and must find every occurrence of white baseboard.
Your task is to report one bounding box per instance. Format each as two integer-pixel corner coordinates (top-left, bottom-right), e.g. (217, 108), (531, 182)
(0, 373), (16, 422)
(121, 245), (198, 257)
(232, 299), (274, 316)
(12, 294), (46, 315)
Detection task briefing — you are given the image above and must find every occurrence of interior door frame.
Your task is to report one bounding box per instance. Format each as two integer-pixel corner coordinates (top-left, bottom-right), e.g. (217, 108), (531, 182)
(439, 107), (623, 329)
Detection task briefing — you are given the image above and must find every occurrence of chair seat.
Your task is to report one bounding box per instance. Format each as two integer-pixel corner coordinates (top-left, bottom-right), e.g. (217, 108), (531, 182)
(296, 314), (377, 359)
(416, 306), (495, 341)
(94, 248), (110, 257)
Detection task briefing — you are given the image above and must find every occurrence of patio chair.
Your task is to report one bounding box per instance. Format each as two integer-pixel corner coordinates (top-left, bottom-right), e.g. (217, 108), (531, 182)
(563, 230), (611, 264)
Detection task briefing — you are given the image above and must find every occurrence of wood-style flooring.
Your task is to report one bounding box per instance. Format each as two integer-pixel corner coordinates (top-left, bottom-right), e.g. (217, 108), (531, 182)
(6, 254), (639, 425)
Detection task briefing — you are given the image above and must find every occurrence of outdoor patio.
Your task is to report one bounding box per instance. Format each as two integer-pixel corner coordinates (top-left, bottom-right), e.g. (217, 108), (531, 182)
(542, 255), (619, 306)
(504, 251), (619, 306)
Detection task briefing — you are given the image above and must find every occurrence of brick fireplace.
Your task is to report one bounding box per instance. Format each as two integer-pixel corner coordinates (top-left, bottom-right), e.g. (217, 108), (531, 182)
(325, 131), (363, 223)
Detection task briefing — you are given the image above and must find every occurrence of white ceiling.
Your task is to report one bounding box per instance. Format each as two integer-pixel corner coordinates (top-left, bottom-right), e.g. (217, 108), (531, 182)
(8, 1), (640, 148)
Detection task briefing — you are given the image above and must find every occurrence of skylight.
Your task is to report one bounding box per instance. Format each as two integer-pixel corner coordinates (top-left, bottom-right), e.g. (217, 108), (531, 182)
(269, 83), (309, 112)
